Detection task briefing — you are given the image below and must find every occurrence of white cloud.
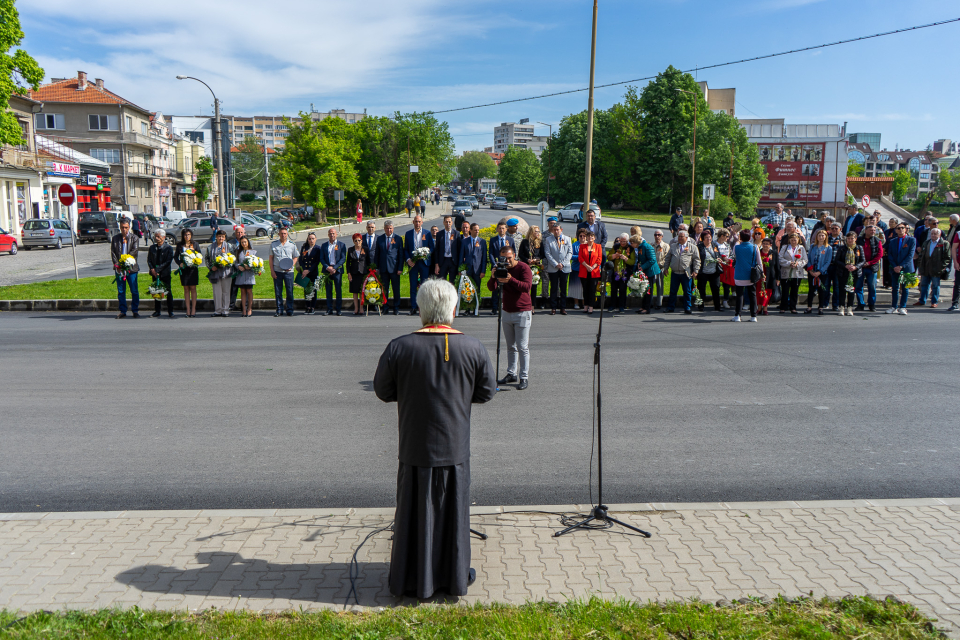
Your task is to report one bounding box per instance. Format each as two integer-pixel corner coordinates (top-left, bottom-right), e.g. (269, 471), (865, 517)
(23, 0), (478, 115)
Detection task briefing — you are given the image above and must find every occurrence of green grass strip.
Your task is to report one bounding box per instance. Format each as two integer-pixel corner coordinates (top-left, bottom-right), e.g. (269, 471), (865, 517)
(0, 596), (942, 640)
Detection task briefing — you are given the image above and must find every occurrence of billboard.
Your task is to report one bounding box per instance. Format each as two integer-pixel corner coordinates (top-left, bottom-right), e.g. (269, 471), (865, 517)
(758, 143), (824, 201)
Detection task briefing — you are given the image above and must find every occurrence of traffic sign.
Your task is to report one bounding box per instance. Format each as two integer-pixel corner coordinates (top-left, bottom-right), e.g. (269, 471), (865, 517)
(57, 183), (75, 207)
(537, 201), (549, 215)
(861, 194), (871, 209)
(702, 184), (716, 201)
(334, 190), (344, 201)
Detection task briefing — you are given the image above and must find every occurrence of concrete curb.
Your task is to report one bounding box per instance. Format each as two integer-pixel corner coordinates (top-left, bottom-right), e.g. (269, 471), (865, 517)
(4, 497), (959, 521)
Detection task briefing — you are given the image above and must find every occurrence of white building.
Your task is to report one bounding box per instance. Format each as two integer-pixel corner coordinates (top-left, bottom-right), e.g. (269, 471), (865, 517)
(480, 177), (498, 193)
(166, 116), (214, 157)
(493, 122), (535, 154)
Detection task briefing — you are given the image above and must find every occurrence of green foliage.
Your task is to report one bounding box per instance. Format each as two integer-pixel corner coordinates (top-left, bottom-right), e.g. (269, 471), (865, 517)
(456, 150), (497, 192)
(545, 66), (766, 215)
(194, 156), (214, 203)
(496, 147), (542, 202)
(274, 113), (362, 223)
(892, 169), (916, 202)
(238, 192), (256, 202)
(0, 0), (44, 146)
(0, 596), (942, 639)
(232, 135), (265, 191)
(933, 167), (959, 202)
(848, 162), (865, 177)
(396, 112), (456, 198)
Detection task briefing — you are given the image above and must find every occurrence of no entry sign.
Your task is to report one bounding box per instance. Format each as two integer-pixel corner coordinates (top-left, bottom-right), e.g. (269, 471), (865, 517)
(861, 194), (871, 209)
(57, 183), (76, 207)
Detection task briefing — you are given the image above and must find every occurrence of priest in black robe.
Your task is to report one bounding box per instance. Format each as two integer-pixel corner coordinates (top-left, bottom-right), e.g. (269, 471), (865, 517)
(374, 278), (496, 598)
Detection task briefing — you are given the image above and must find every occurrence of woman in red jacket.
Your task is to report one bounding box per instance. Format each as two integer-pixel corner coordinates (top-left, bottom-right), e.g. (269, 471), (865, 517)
(578, 230), (604, 314)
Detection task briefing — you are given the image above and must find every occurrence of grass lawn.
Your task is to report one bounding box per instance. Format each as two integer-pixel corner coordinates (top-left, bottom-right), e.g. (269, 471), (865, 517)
(602, 210), (673, 224)
(0, 596), (941, 639)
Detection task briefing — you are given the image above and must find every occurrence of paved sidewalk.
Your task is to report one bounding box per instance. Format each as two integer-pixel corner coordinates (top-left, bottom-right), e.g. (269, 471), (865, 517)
(2, 499), (959, 635)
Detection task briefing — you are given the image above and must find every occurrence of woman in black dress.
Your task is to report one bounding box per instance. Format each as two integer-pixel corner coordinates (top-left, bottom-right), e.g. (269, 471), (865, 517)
(346, 232), (369, 315)
(174, 228), (200, 318)
(298, 232), (322, 315)
(518, 225), (546, 310)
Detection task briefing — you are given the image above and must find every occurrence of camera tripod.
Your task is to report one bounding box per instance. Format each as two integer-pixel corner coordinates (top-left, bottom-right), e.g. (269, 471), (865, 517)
(554, 265), (652, 539)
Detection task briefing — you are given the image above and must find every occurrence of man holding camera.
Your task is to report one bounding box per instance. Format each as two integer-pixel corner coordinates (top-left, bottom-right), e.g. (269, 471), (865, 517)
(487, 246), (533, 390)
(488, 222), (516, 315)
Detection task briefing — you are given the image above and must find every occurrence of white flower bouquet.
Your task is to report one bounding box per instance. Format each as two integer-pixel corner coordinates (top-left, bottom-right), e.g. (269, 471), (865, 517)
(242, 254), (264, 276)
(627, 273), (649, 297)
(181, 250), (203, 267)
(363, 273), (383, 306)
(115, 254), (136, 273)
(147, 280), (169, 300)
(214, 253), (236, 268)
(411, 247), (431, 263)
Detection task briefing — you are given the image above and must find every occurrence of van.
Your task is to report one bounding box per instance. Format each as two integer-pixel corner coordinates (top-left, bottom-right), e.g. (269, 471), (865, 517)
(166, 210), (187, 221)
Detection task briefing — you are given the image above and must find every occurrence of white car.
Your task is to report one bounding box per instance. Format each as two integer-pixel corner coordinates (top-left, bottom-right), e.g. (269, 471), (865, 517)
(556, 202), (602, 223)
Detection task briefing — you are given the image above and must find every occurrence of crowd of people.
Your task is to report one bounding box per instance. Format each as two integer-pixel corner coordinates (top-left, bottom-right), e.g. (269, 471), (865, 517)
(107, 203), (960, 321)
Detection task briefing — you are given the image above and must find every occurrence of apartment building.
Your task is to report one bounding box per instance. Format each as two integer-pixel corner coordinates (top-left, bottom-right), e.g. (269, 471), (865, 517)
(847, 143), (940, 194)
(0, 95), (45, 238)
(698, 81), (736, 116)
(226, 108), (369, 150)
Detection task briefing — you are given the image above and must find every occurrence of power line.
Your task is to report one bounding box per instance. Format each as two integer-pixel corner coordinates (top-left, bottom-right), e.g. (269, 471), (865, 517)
(428, 17), (960, 115)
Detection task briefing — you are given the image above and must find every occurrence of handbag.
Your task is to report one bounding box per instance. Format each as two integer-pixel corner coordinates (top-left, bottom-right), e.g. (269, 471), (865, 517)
(771, 284), (782, 304)
(749, 246), (763, 284)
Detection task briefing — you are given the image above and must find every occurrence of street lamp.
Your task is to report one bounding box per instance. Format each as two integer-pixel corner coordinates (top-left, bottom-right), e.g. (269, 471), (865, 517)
(176, 75), (225, 217)
(675, 87), (699, 218)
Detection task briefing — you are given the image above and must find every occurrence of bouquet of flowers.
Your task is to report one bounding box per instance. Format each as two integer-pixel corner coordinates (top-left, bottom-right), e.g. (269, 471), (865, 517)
(456, 265), (480, 315)
(113, 253), (137, 284)
(311, 272), (332, 297)
(214, 253), (236, 268)
(844, 272), (856, 293)
(147, 278), (169, 300)
(362, 270), (384, 307)
(529, 259), (542, 286)
(182, 249), (203, 267)
(241, 254), (264, 276)
(898, 271), (919, 289)
(626, 272), (649, 297)
(691, 286), (703, 307)
(411, 247), (431, 263)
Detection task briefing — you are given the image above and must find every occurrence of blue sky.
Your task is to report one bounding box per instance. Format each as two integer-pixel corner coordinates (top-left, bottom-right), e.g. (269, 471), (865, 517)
(19, 0), (959, 154)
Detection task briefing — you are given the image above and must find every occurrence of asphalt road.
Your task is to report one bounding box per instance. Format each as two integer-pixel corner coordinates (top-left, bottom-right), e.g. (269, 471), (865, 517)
(1, 308), (958, 513)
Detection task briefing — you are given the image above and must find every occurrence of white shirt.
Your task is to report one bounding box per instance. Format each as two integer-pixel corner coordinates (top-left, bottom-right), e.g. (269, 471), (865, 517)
(413, 229), (422, 249)
(327, 241), (337, 264)
(365, 234), (376, 251)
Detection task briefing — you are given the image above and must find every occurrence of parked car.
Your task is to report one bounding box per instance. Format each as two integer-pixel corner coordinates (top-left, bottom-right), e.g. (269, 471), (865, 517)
(165, 210), (187, 221)
(464, 195), (479, 210)
(0, 226), (18, 255)
(490, 197), (508, 211)
(21, 218), (76, 250)
(77, 212), (115, 243)
(556, 202), (602, 222)
(239, 214), (275, 237)
(446, 195), (456, 202)
(452, 200), (473, 217)
(176, 217), (238, 242)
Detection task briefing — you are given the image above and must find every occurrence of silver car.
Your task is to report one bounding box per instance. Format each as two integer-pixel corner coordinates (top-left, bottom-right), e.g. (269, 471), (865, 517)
(490, 197), (508, 211)
(239, 214), (275, 237)
(452, 200), (473, 217)
(464, 195), (479, 210)
(21, 218), (76, 250)
(556, 202), (602, 222)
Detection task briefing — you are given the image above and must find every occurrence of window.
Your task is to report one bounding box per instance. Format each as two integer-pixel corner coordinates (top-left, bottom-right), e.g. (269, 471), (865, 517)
(34, 113), (65, 130)
(263, 125), (272, 130)
(920, 182), (929, 188)
(920, 173), (930, 179)
(90, 148), (121, 163)
(255, 124), (263, 129)
(921, 163), (931, 170)
(866, 163), (874, 169)
(88, 114), (119, 130)
(125, 116), (132, 130)
(244, 126), (253, 131)
(909, 158), (920, 172)
(141, 122), (148, 135)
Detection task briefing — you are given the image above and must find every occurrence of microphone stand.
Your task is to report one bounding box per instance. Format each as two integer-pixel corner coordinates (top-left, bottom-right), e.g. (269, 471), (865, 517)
(555, 263), (652, 539)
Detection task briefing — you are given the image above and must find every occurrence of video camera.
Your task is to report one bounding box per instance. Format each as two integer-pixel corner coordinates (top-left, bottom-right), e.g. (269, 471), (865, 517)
(494, 258), (510, 280)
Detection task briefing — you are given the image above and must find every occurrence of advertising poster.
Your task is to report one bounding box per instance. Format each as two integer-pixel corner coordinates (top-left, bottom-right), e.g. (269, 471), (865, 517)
(758, 143), (824, 201)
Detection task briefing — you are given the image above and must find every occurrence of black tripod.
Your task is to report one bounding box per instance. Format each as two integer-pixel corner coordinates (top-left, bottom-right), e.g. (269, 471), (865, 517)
(555, 265), (652, 539)
(494, 279), (504, 391)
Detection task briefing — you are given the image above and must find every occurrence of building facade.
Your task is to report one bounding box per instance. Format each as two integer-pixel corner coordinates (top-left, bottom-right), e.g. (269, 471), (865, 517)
(225, 107), (369, 150)
(493, 122), (536, 154)
(741, 119), (848, 218)
(848, 133), (881, 149)
(0, 95), (45, 239)
(698, 82), (736, 116)
(846, 143), (940, 195)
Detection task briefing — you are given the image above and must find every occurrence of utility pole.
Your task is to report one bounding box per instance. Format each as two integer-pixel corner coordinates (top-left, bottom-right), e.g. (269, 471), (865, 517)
(538, 121), (553, 210)
(176, 76), (224, 218)
(263, 141), (271, 219)
(582, 0), (599, 218)
(728, 142), (735, 197)
(407, 136), (411, 199)
(676, 87), (699, 217)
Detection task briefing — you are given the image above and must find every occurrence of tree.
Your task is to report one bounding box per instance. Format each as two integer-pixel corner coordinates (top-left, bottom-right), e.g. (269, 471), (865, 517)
(0, 0), (44, 147)
(847, 162), (864, 177)
(274, 112), (362, 223)
(353, 116), (400, 216)
(194, 156), (214, 204)
(457, 151), (497, 192)
(891, 169), (916, 202)
(232, 135), (265, 191)
(497, 147), (542, 202)
(396, 112), (455, 199)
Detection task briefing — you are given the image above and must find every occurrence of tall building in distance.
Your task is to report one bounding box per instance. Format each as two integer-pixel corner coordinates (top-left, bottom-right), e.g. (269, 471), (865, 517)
(849, 133), (882, 149)
(225, 107), (369, 150)
(698, 81), (736, 116)
(493, 121), (551, 158)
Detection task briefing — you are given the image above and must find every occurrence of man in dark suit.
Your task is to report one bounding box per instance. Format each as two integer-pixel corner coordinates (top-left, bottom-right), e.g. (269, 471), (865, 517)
(577, 208), (608, 249)
(362, 221), (378, 266)
(433, 215), (461, 284)
(147, 229), (174, 318)
(842, 206), (865, 235)
(404, 215), (435, 315)
(376, 221), (404, 315)
(460, 223), (487, 314)
(319, 227), (347, 316)
(885, 222), (917, 314)
(487, 222), (516, 315)
(110, 218), (140, 319)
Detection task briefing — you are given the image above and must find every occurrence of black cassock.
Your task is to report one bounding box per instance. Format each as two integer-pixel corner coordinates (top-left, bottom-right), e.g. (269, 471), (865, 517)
(374, 325), (496, 598)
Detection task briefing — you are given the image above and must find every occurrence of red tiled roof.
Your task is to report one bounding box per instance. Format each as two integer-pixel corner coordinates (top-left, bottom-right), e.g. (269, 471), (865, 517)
(230, 145), (277, 154)
(29, 78), (147, 111)
(847, 176), (894, 182)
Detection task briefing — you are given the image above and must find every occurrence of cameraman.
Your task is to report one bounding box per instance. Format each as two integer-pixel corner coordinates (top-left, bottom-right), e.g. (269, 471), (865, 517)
(487, 246), (533, 390)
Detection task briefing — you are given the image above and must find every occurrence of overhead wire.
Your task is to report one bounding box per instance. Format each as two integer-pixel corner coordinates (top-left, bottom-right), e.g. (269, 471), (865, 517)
(431, 17), (960, 115)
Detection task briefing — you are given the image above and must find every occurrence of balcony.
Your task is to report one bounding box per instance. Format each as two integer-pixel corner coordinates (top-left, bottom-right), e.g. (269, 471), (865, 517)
(126, 162), (186, 179)
(0, 146), (42, 169)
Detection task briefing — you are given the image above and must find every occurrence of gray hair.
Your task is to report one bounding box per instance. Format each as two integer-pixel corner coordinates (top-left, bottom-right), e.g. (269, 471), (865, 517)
(619, 232), (629, 241)
(949, 214), (959, 223)
(153, 228), (166, 239)
(416, 279), (458, 326)
(824, 216), (835, 224)
(930, 228), (942, 237)
(677, 230), (689, 239)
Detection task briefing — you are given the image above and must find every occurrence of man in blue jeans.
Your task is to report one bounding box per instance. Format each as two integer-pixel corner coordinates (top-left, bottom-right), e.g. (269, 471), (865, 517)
(885, 222), (916, 315)
(855, 224), (883, 312)
(269, 227), (299, 316)
(662, 230), (701, 314)
(110, 218), (140, 319)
